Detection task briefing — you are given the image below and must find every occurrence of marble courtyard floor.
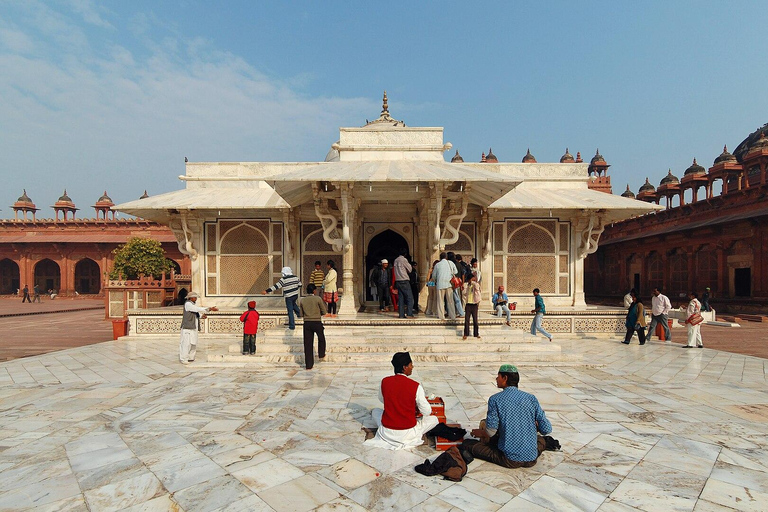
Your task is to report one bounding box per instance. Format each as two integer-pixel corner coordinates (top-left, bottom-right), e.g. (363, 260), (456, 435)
(1, 335), (767, 511)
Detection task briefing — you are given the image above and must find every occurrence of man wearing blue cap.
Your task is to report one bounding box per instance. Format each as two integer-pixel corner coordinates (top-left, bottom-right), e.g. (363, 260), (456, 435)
(460, 364), (556, 468)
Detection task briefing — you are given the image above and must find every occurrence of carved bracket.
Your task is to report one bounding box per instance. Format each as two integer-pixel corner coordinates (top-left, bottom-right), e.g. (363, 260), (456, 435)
(312, 184), (343, 252)
(439, 186), (470, 248)
(282, 209), (299, 260)
(480, 208), (494, 259)
(169, 213), (199, 261)
(577, 213), (605, 259)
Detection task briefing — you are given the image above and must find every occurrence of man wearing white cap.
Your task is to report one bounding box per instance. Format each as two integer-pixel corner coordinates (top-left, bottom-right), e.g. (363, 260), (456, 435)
(179, 292), (217, 364)
(263, 267), (302, 330)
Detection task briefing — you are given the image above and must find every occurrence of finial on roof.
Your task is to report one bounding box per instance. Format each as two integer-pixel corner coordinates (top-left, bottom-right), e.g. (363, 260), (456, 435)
(451, 150), (464, 163)
(140, 190), (149, 199)
(382, 91), (388, 115)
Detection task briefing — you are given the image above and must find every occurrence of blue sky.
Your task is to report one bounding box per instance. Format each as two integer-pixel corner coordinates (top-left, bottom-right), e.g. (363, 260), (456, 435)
(1, 1), (766, 217)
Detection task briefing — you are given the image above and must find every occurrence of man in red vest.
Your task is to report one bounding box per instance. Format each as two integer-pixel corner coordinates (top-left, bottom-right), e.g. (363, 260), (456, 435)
(365, 352), (438, 450)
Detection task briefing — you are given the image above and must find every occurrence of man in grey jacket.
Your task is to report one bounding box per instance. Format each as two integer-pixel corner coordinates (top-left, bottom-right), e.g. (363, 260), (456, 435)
(432, 252), (457, 320)
(179, 292), (217, 364)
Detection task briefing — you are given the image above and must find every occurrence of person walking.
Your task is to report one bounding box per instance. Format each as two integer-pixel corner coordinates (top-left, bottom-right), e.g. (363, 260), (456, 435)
(21, 285), (31, 303)
(530, 288), (552, 342)
(394, 248), (415, 318)
(462, 274), (482, 340)
(493, 285), (511, 326)
(701, 287), (711, 312)
(622, 291), (646, 345)
(646, 287), (672, 342)
(33, 284), (42, 303)
(300, 284), (327, 369)
(432, 253), (456, 320)
(309, 261), (325, 290)
(322, 260), (338, 317)
(684, 291), (704, 349)
(179, 292), (217, 364)
(239, 300), (260, 355)
(263, 267), (302, 330)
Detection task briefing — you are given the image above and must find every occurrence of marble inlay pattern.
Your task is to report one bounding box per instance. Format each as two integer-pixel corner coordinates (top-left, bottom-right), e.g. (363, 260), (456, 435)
(0, 334), (767, 510)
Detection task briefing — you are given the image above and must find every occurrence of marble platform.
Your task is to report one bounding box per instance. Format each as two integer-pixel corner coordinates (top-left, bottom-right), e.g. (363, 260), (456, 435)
(1, 333), (767, 511)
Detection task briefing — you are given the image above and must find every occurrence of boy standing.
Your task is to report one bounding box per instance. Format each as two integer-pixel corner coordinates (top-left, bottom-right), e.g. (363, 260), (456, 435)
(239, 300), (260, 355)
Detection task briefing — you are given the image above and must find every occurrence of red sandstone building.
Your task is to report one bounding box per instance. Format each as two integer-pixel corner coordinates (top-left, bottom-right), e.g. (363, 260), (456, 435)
(0, 190), (190, 297)
(586, 124), (768, 313)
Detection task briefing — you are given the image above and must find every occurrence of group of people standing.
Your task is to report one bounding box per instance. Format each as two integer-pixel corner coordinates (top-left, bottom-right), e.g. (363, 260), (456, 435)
(424, 252), (483, 338)
(19, 284), (51, 302)
(371, 249), (419, 318)
(623, 286), (704, 348)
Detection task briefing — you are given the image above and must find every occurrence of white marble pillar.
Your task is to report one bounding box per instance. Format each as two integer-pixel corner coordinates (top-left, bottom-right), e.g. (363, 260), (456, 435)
(338, 184), (358, 317)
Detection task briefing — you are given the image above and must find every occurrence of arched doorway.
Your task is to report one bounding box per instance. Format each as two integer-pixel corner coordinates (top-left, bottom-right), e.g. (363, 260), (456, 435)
(0, 259), (20, 294)
(166, 258), (181, 275)
(34, 259), (61, 293)
(365, 229), (409, 301)
(75, 258), (101, 294)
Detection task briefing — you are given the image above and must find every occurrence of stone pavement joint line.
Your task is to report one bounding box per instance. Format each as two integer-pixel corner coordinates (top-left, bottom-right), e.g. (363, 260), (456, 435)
(0, 336), (767, 511)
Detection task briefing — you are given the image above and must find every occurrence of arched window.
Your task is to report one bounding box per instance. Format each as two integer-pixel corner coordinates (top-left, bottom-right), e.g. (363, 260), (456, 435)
(34, 259), (61, 293)
(669, 252), (687, 296)
(647, 253), (663, 293)
(507, 224), (556, 294)
(696, 249), (718, 293)
(75, 258), (101, 294)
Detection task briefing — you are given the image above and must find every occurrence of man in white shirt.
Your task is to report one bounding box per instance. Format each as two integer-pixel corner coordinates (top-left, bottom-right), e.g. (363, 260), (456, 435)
(646, 287), (672, 342)
(179, 292), (217, 364)
(365, 352), (439, 450)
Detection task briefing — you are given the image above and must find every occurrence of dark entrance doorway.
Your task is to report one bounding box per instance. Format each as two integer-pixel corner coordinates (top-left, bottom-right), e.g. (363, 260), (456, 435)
(0, 259), (20, 294)
(34, 259), (61, 293)
(366, 229), (409, 301)
(734, 267), (751, 297)
(633, 273), (641, 295)
(75, 258), (101, 294)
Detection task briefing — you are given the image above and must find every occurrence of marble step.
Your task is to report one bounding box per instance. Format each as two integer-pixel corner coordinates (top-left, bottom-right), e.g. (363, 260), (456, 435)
(206, 351), (578, 364)
(224, 340), (559, 354)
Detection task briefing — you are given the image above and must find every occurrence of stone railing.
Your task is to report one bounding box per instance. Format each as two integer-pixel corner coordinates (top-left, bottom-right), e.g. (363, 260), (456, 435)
(126, 308), (286, 335)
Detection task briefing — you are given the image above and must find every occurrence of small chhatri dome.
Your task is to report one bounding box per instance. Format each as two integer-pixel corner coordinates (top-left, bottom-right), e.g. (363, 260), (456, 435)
(639, 177), (656, 193)
(590, 149), (606, 165)
(752, 132), (768, 150)
(140, 190), (149, 199)
(17, 189), (33, 204)
(485, 147), (498, 163)
(660, 169), (679, 186)
(97, 191), (113, 203)
(450, 150), (464, 163)
(560, 148), (574, 163)
(56, 189), (74, 204)
(621, 184), (636, 198)
(522, 148), (537, 163)
(714, 145), (737, 164)
(684, 158), (706, 176)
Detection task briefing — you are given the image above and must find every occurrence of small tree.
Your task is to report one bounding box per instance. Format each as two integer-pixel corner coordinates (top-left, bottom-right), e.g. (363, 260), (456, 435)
(110, 237), (174, 280)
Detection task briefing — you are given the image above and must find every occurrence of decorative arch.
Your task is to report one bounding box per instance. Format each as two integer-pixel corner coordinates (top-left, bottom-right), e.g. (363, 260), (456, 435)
(74, 258), (101, 294)
(696, 247), (718, 292)
(301, 222), (343, 295)
(34, 258), (61, 292)
(506, 222), (558, 294)
(204, 219), (283, 296)
(0, 258), (20, 294)
(647, 252), (663, 293)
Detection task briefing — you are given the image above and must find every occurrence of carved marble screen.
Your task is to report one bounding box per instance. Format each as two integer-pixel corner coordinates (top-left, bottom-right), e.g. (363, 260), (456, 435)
(204, 220), (283, 296)
(301, 222), (343, 296)
(444, 223), (476, 262)
(492, 220), (570, 295)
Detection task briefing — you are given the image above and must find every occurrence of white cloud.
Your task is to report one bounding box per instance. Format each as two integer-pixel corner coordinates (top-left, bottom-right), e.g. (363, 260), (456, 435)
(0, 3), (376, 215)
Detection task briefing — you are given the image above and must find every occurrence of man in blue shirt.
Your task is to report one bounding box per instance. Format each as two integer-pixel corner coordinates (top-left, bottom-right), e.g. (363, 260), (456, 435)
(460, 364), (554, 468)
(530, 288), (552, 341)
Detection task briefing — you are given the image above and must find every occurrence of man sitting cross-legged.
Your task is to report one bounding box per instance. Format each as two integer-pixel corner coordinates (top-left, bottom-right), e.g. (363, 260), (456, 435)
(365, 352), (439, 450)
(460, 364), (558, 468)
